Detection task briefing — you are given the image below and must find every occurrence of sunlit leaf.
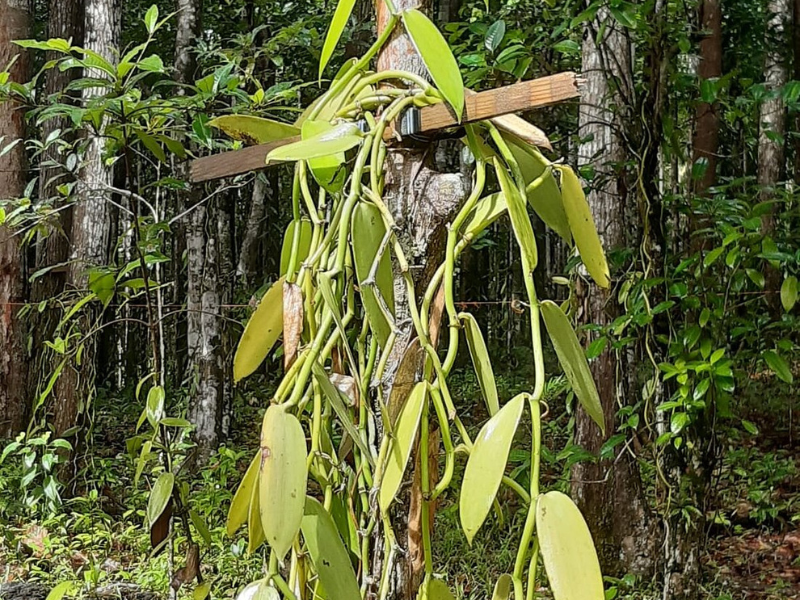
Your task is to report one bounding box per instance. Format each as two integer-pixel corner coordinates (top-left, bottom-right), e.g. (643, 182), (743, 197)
(781, 275), (797, 312)
(379, 382), (427, 511)
(193, 582), (211, 600)
(46, 582), (77, 600)
(459, 312), (499, 416)
(536, 491), (604, 600)
(280, 220), (313, 277)
(301, 496), (361, 600)
(266, 122), (362, 163)
(233, 277), (285, 382)
(144, 5), (159, 34)
(351, 202), (395, 347)
(226, 453), (259, 536)
(557, 166), (610, 288)
(147, 472), (174, 527)
(319, 0), (357, 78)
(491, 574), (513, 600)
(302, 120), (347, 193)
(494, 158), (537, 269)
(460, 393), (524, 543)
(402, 9), (464, 119)
(763, 350), (793, 384)
(427, 579), (456, 600)
(540, 300), (605, 433)
(463, 193), (508, 239)
(208, 115), (299, 145)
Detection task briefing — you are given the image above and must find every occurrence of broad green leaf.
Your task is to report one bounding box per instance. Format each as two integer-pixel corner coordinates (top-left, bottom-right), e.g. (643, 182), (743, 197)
(494, 158), (537, 269)
(193, 582), (211, 600)
(46, 582), (77, 600)
(311, 362), (373, 464)
(557, 166), (610, 288)
(485, 20), (506, 53)
(208, 115), (299, 145)
(233, 277), (285, 382)
(351, 202), (395, 348)
(280, 220), (313, 276)
(301, 497), (361, 600)
(147, 472), (174, 527)
(540, 300), (605, 433)
(302, 120), (347, 193)
(459, 394), (524, 543)
(402, 9), (464, 120)
(505, 134), (571, 243)
(190, 509), (212, 547)
(379, 382), (427, 511)
(146, 385), (165, 428)
(781, 275), (797, 311)
(226, 452), (259, 536)
(491, 575), (513, 600)
(319, 0), (357, 78)
(459, 312), (499, 416)
(763, 350), (793, 384)
(266, 122), (362, 163)
(426, 580), (456, 600)
(247, 472), (265, 554)
(536, 491), (604, 600)
(259, 405), (308, 559)
(144, 5), (158, 34)
(463, 193), (508, 239)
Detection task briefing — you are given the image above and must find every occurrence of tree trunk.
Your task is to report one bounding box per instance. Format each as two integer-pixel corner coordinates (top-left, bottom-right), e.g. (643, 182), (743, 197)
(237, 175), (270, 284)
(691, 0), (722, 195)
(0, 0), (30, 438)
(52, 0), (119, 437)
(571, 6), (656, 579)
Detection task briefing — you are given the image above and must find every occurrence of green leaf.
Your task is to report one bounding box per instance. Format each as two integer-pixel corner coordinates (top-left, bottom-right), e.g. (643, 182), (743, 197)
(427, 580), (456, 600)
(485, 20), (506, 53)
(540, 300), (605, 433)
(319, 0), (357, 78)
(136, 132), (166, 164)
(233, 277), (285, 382)
(459, 312), (499, 416)
(247, 472), (265, 554)
(557, 166), (610, 288)
(147, 472), (174, 527)
(227, 452), (259, 536)
(494, 158), (537, 269)
(280, 219), (313, 277)
(781, 275), (797, 311)
(763, 350), (793, 384)
(351, 202), (395, 348)
(492, 575), (513, 600)
(146, 385), (165, 430)
(460, 393), (524, 543)
(536, 491), (604, 600)
(193, 582), (211, 600)
(379, 382), (427, 511)
(302, 120), (347, 193)
(144, 5), (159, 33)
(402, 8), (465, 120)
(463, 193), (508, 239)
(266, 122), (362, 163)
(190, 509), (212, 547)
(301, 497), (361, 600)
(208, 115), (299, 145)
(259, 405), (308, 559)
(46, 582), (77, 600)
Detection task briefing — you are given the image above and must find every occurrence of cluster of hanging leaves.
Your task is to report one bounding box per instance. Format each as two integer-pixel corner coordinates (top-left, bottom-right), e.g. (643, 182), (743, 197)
(214, 2), (611, 599)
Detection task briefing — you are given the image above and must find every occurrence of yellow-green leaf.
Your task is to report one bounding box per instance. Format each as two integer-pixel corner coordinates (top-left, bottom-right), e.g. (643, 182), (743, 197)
(402, 8), (464, 120)
(302, 120), (347, 193)
(301, 496), (361, 600)
(280, 220), (313, 277)
(351, 202), (395, 348)
(208, 115), (299, 145)
(247, 472), (265, 554)
(459, 393), (524, 543)
(233, 277), (285, 382)
(558, 166), (609, 288)
(147, 472), (174, 527)
(536, 491), (604, 600)
(319, 0), (357, 78)
(259, 405), (308, 559)
(296, 59), (360, 125)
(463, 193), (508, 239)
(426, 580), (456, 600)
(226, 452), (259, 536)
(491, 575), (513, 600)
(781, 275), (797, 311)
(379, 382), (427, 511)
(266, 122), (362, 163)
(540, 300), (604, 433)
(46, 582), (77, 600)
(494, 157), (537, 270)
(459, 312), (499, 416)
(193, 582), (211, 600)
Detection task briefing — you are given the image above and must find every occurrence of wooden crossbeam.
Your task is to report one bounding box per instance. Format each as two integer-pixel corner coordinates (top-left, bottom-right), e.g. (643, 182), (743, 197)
(190, 72), (580, 183)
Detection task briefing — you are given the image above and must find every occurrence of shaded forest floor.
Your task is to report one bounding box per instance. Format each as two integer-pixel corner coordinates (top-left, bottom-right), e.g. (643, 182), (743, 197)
(0, 369), (798, 600)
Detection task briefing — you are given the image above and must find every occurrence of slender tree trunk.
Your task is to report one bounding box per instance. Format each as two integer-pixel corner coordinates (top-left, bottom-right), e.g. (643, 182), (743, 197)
(52, 0), (119, 437)
(793, 0), (800, 183)
(237, 175), (270, 284)
(0, 0), (30, 438)
(571, 6), (656, 579)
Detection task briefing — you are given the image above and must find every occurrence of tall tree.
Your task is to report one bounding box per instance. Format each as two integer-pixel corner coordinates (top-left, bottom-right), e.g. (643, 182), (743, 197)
(571, 6), (656, 578)
(0, 0), (31, 437)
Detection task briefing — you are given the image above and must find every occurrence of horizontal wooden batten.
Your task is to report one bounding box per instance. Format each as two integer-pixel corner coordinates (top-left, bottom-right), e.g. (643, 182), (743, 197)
(189, 72), (580, 183)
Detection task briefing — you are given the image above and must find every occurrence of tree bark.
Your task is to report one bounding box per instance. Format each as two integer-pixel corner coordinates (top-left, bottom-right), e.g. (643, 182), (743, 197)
(571, 6), (656, 579)
(236, 175), (270, 284)
(0, 0), (31, 438)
